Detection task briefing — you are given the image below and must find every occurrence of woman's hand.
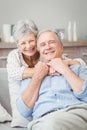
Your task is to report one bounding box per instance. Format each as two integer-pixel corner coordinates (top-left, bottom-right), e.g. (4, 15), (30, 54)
(35, 61), (49, 79)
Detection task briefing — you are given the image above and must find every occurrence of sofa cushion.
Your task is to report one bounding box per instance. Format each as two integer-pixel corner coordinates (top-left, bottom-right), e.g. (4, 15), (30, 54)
(0, 68), (28, 130)
(0, 68), (11, 115)
(0, 68), (29, 127)
(0, 103), (12, 122)
(0, 122), (27, 130)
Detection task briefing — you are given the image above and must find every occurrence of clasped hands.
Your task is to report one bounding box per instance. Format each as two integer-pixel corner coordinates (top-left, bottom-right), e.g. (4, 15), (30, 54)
(35, 58), (73, 77)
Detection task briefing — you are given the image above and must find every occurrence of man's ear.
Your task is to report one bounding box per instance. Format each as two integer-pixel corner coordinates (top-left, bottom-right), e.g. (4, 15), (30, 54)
(61, 44), (64, 53)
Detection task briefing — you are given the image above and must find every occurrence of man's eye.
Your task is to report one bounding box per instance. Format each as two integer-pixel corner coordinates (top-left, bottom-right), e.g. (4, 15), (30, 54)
(40, 43), (45, 47)
(49, 40), (55, 44)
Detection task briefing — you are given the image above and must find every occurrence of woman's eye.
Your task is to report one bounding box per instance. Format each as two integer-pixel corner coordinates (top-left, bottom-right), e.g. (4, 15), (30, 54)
(20, 42), (26, 45)
(30, 40), (34, 43)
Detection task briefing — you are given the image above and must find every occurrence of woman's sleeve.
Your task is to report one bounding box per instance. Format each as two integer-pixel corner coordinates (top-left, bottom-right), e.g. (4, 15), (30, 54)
(7, 50), (26, 80)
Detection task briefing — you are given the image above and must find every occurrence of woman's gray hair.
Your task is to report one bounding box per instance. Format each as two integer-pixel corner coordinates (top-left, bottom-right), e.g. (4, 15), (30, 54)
(13, 19), (38, 43)
(37, 29), (62, 45)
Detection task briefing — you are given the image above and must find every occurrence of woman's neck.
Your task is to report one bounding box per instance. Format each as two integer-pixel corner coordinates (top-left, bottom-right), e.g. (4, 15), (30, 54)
(22, 51), (40, 68)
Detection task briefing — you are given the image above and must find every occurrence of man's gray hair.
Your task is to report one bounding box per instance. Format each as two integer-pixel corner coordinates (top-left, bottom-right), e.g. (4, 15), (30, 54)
(37, 29), (62, 44)
(13, 19), (38, 43)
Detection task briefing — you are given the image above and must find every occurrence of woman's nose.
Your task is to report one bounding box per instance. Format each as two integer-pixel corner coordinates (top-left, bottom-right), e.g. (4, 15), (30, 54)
(26, 42), (30, 48)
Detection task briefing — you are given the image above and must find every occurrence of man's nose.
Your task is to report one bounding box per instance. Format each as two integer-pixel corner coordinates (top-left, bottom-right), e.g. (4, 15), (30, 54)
(45, 42), (50, 49)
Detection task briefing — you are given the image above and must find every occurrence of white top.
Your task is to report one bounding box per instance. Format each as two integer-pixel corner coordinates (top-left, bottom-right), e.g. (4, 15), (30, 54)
(7, 49), (30, 127)
(7, 49), (29, 106)
(7, 49), (28, 81)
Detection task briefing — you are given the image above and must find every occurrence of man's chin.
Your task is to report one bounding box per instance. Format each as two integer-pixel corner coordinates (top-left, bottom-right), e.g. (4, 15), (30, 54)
(44, 58), (53, 63)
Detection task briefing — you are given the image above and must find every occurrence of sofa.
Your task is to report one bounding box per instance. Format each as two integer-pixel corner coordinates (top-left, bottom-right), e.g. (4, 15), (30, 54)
(0, 68), (27, 130)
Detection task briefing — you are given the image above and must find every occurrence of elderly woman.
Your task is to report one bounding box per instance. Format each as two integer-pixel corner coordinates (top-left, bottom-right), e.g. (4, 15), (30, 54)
(7, 20), (40, 127)
(7, 19), (86, 127)
(7, 20), (39, 79)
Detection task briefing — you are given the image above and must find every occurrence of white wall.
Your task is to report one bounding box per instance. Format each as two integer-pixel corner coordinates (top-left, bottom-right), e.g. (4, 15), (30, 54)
(0, 0), (87, 39)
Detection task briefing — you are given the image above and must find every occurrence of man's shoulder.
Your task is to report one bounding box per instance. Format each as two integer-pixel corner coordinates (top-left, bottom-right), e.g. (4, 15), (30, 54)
(70, 64), (87, 72)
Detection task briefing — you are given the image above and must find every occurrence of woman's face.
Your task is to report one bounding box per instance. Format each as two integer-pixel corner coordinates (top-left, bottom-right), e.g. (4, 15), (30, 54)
(18, 33), (37, 57)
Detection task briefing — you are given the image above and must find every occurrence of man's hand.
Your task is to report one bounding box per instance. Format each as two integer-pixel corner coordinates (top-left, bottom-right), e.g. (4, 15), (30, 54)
(47, 58), (69, 75)
(48, 66), (60, 76)
(22, 61), (49, 109)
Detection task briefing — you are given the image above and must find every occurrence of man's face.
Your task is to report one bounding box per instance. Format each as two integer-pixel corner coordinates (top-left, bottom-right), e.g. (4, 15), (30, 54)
(37, 31), (63, 62)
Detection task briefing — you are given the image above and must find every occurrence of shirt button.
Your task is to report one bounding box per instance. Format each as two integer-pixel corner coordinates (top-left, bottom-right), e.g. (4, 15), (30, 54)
(55, 94), (57, 96)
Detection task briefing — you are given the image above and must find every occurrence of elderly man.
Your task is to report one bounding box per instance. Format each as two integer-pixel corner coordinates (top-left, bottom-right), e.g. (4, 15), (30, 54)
(17, 29), (87, 130)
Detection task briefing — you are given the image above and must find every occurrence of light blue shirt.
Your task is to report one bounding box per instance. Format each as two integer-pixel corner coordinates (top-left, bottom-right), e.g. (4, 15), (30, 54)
(16, 65), (87, 120)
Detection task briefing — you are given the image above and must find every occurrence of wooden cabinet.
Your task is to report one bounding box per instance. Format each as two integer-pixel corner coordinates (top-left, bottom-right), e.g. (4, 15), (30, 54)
(63, 40), (87, 64)
(0, 42), (17, 67)
(0, 40), (87, 67)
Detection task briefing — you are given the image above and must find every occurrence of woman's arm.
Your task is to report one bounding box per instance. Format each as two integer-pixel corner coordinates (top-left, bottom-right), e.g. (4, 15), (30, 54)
(72, 58), (86, 65)
(63, 59), (81, 66)
(22, 68), (35, 79)
(63, 54), (86, 66)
